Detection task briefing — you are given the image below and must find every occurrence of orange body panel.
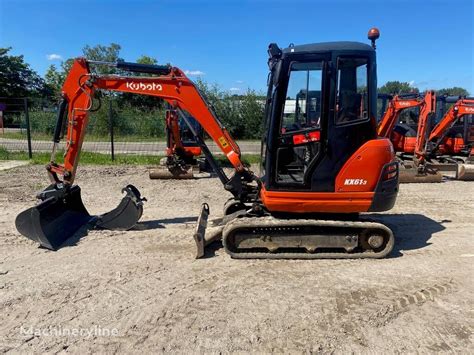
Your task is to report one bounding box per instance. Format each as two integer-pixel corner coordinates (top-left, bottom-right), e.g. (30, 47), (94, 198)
(390, 132), (415, 153)
(404, 137), (416, 153)
(260, 138), (394, 213)
(260, 187), (375, 213)
(335, 138), (394, 192)
(183, 146), (202, 156)
(438, 138), (465, 154)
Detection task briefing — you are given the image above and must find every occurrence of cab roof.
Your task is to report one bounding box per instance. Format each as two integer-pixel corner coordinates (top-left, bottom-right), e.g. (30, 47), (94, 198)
(282, 41), (374, 55)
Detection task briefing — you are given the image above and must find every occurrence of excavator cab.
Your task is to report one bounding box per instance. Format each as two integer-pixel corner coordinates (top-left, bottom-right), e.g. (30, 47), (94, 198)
(262, 42), (378, 192)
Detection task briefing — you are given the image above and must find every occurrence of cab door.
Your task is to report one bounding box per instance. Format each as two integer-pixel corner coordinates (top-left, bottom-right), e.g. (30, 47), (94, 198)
(309, 56), (375, 192)
(273, 60), (326, 188)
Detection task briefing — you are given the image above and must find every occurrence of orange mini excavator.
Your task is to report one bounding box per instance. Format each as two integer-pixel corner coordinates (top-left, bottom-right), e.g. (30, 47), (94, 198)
(149, 108), (205, 179)
(378, 92), (434, 154)
(377, 91), (441, 182)
(15, 28), (400, 259)
(378, 92), (474, 181)
(424, 96), (474, 180)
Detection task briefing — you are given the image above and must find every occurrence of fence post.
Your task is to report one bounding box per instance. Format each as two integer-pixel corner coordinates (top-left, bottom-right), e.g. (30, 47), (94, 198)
(109, 100), (115, 161)
(24, 98), (32, 159)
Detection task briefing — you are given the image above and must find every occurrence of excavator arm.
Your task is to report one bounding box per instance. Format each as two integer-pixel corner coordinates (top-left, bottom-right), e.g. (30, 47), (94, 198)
(50, 58), (252, 189)
(377, 93), (424, 138)
(15, 58), (257, 250)
(428, 98), (474, 145)
(413, 91), (436, 164)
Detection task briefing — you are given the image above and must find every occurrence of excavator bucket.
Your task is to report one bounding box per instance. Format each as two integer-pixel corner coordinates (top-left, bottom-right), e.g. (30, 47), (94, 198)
(398, 169), (443, 183)
(15, 185), (92, 250)
(15, 184), (145, 250)
(456, 163), (474, 181)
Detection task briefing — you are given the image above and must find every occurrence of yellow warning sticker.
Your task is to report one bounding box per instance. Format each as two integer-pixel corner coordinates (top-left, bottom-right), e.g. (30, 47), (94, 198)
(218, 136), (229, 149)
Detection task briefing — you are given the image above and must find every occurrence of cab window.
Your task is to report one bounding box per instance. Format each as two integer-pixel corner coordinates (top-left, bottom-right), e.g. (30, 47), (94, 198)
(282, 62), (322, 133)
(335, 57), (369, 125)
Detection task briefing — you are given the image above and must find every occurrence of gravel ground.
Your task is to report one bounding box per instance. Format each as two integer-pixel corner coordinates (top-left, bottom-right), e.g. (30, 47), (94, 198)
(0, 164), (473, 353)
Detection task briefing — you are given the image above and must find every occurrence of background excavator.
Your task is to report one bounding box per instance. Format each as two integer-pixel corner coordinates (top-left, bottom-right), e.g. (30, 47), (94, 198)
(148, 108), (206, 179)
(15, 28), (400, 259)
(377, 92), (474, 182)
(427, 96), (474, 179)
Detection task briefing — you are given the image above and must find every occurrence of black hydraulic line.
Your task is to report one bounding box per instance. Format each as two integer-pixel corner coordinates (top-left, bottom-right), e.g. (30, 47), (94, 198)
(397, 93), (420, 100)
(53, 98), (68, 143)
(23, 98), (32, 159)
(116, 61), (171, 75)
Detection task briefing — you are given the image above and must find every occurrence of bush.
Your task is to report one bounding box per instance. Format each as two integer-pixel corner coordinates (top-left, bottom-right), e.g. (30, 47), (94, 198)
(29, 111), (56, 134)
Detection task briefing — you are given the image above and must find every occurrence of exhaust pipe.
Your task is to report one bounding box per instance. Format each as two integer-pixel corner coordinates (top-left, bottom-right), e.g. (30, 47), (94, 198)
(15, 184), (145, 250)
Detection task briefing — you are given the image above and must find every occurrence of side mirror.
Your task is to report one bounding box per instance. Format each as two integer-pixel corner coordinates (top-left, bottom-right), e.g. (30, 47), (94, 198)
(267, 43), (282, 59)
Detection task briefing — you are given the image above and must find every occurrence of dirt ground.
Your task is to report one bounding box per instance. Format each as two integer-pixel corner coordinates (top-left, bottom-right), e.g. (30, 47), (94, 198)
(0, 164), (473, 353)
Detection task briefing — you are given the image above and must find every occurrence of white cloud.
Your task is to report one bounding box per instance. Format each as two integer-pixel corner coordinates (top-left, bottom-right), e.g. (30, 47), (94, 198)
(184, 70), (205, 76)
(236, 80), (244, 84)
(408, 80), (416, 87)
(229, 87), (241, 92)
(46, 54), (63, 61)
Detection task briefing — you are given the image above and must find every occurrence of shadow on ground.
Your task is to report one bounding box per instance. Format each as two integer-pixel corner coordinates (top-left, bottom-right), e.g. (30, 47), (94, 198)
(44, 213), (447, 259)
(367, 213), (447, 257)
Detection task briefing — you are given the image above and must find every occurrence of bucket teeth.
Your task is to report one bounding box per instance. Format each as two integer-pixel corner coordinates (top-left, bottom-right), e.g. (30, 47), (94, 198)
(15, 184), (145, 250)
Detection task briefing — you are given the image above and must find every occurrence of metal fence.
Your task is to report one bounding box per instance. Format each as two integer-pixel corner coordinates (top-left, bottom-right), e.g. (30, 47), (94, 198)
(0, 97), (261, 160)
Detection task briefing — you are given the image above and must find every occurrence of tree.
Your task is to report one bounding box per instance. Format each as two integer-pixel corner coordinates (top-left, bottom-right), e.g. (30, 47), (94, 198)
(0, 47), (45, 97)
(378, 81), (419, 95)
(44, 64), (64, 100)
(136, 55), (158, 66)
(83, 43), (122, 75)
(239, 89), (265, 139)
(436, 87), (470, 97)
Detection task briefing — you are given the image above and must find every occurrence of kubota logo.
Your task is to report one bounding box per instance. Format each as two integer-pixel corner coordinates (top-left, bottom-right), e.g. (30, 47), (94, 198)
(126, 82), (163, 91)
(399, 102), (412, 106)
(465, 107), (474, 113)
(344, 178), (368, 186)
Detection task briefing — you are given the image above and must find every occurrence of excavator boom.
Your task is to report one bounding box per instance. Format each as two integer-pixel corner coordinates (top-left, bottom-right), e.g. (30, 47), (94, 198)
(16, 58), (256, 250)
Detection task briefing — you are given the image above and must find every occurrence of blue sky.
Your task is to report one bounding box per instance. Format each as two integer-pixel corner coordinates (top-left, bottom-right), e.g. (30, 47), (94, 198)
(1, 0), (473, 94)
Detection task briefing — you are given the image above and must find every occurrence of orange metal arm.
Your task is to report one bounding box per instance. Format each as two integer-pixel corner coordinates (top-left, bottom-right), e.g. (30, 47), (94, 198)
(413, 91), (436, 163)
(52, 58), (246, 184)
(428, 98), (474, 141)
(166, 109), (184, 155)
(377, 95), (424, 137)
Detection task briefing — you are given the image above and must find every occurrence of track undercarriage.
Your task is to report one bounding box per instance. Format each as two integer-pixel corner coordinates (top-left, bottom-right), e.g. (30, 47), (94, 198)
(194, 204), (395, 260)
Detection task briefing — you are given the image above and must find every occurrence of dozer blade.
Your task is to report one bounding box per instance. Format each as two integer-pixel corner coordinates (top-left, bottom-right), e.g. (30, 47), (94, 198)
(193, 203), (210, 258)
(149, 166), (194, 179)
(15, 184), (145, 250)
(96, 185), (146, 230)
(456, 163), (474, 181)
(15, 185), (93, 250)
(398, 168), (443, 183)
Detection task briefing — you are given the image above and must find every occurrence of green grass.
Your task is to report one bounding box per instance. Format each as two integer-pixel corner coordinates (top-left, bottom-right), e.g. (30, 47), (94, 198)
(0, 146), (261, 167)
(0, 131), (167, 142)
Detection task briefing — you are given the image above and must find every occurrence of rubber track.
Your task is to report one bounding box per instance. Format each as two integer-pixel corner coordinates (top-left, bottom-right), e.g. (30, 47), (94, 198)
(222, 217), (394, 259)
